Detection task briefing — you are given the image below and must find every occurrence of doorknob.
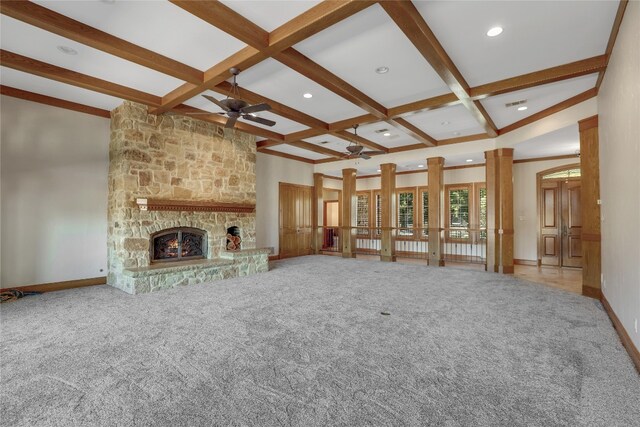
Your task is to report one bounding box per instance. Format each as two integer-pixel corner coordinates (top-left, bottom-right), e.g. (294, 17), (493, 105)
(562, 225), (568, 236)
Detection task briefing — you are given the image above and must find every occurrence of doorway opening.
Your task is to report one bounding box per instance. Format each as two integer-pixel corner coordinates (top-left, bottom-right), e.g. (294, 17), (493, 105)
(537, 164), (582, 268)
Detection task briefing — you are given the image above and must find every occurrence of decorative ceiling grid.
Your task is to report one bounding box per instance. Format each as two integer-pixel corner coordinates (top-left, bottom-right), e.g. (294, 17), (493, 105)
(0, 0), (625, 163)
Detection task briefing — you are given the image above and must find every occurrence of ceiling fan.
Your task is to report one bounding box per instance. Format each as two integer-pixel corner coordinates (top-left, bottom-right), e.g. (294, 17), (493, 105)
(183, 67), (276, 129)
(343, 125), (386, 159)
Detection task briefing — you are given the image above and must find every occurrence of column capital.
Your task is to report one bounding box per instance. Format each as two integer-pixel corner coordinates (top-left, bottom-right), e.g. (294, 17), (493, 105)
(427, 156), (445, 166)
(578, 115), (598, 132)
(484, 148), (514, 159)
(380, 163), (396, 170)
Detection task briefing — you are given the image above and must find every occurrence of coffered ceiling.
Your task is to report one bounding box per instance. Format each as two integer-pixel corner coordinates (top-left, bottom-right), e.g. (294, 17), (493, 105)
(0, 0), (626, 165)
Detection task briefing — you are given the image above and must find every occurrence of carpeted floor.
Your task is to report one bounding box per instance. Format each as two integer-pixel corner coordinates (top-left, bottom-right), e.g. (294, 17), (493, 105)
(1, 256), (638, 426)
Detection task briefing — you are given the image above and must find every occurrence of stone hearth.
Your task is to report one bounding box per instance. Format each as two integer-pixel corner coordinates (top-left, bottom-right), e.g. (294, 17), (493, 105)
(107, 101), (268, 294)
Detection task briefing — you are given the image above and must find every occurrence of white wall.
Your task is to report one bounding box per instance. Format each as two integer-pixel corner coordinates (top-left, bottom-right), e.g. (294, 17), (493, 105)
(512, 158), (580, 262)
(255, 153), (314, 256)
(598, 1), (640, 350)
(1, 96), (110, 286)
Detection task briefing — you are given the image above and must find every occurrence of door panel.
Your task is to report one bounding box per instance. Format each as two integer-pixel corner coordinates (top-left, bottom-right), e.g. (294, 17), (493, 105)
(279, 183), (313, 259)
(540, 182), (560, 266)
(561, 181), (582, 267)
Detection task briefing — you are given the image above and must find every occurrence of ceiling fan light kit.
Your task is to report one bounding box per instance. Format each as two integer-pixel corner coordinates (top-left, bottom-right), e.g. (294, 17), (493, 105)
(343, 124), (386, 160)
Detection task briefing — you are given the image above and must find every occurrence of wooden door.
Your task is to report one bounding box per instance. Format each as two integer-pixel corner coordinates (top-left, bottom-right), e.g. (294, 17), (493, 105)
(561, 181), (582, 267)
(279, 183), (313, 259)
(540, 181), (561, 266)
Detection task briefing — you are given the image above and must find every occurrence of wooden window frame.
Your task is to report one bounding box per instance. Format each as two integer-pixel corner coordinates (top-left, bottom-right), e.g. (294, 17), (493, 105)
(396, 187), (418, 240)
(444, 182), (486, 243)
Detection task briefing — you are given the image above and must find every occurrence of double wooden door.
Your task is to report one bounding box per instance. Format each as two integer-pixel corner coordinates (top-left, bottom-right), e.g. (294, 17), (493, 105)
(540, 179), (582, 267)
(279, 182), (313, 259)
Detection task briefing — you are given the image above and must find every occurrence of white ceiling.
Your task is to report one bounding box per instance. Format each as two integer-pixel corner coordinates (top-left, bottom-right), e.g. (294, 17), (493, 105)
(0, 0), (621, 164)
(512, 124), (580, 160)
(269, 143), (329, 161)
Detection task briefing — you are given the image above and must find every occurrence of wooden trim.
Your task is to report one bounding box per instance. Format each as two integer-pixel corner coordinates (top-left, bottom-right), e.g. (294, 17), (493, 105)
(601, 295), (640, 373)
(582, 285), (603, 300)
(499, 88), (598, 135)
(470, 55), (606, 99)
(0, 85), (111, 118)
(387, 93), (460, 117)
(258, 148), (316, 164)
(1, 49), (162, 106)
(386, 117), (437, 147)
(596, 0), (629, 90)
(136, 199), (256, 213)
(436, 133), (491, 146)
(514, 154), (578, 164)
(380, 1), (498, 137)
(578, 115), (599, 132)
(332, 130), (388, 153)
(0, 1), (203, 84)
(581, 233), (601, 242)
(514, 259), (538, 266)
(0, 276), (106, 294)
(268, 254), (280, 261)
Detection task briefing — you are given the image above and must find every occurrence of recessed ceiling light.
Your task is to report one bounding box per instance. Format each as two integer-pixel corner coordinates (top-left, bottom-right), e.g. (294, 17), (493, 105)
(453, 131), (460, 136)
(441, 121), (450, 126)
(377, 169), (382, 172)
(303, 93), (312, 99)
(57, 45), (78, 55)
(375, 66), (389, 74)
(418, 164), (425, 168)
(486, 26), (503, 37)
(383, 132), (391, 137)
(466, 159), (473, 163)
(249, 113), (257, 117)
(517, 106), (528, 111)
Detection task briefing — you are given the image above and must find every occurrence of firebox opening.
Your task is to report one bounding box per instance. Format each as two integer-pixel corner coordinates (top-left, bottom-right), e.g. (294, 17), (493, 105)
(227, 226), (241, 251)
(151, 227), (206, 263)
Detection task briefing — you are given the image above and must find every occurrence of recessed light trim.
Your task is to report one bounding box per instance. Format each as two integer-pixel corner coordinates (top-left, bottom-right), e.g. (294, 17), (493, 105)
(517, 106), (528, 111)
(418, 164), (425, 168)
(487, 26), (503, 37)
(453, 131), (461, 136)
(303, 93), (313, 99)
(375, 66), (389, 74)
(377, 169), (382, 173)
(57, 45), (78, 55)
(466, 159), (473, 163)
(383, 132), (391, 137)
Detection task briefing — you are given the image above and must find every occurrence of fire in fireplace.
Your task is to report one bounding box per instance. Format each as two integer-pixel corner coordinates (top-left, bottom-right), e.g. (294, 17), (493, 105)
(226, 226), (241, 251)
(151, 227), (206, 263)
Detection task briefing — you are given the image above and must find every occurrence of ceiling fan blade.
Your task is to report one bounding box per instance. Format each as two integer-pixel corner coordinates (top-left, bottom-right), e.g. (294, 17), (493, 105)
(361, 150), (386, 156)
(359, 154), (372, 160)
(242, 115), (276, 127)
(202, 94), (230, 112)
(346, 145), (364, 154)
(240, 103), (271, 114)
(225, 116), (238, 129)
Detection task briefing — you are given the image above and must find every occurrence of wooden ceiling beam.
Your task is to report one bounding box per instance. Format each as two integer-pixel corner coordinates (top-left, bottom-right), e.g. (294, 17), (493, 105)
(470, 55), (607, 99)
(0, 85), (111, 118)
(256, 147), (316, 164)
(331, 130), (388, 153)
(386, 117), (437, 146)
(153, 0), (373, 115)
(380, 1), (498, 137)
(0, 1), (203, 84)
(596, 0), (628, 90)
(387, 93), (460, 118)
(0, 50), (162, 106)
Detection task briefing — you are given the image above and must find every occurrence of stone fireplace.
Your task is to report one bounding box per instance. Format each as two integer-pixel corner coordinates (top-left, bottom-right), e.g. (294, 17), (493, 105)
(107, 102), (268, 294)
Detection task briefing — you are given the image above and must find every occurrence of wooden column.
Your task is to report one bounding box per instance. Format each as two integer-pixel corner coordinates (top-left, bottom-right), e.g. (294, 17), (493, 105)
(579, 115), (601, 299)
(427, 157), (445, 266)
(341, 168), (357, 258)
(313, 173), (324, 254)
(484, 148), (514, 274)
(380, 163), (397, 262)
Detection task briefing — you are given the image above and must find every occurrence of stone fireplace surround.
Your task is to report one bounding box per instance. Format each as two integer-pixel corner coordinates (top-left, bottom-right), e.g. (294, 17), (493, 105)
(107, 102), (268, 294)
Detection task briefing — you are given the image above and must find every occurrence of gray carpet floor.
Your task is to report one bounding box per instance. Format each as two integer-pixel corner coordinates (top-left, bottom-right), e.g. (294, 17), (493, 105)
(1, 256), (639, 426)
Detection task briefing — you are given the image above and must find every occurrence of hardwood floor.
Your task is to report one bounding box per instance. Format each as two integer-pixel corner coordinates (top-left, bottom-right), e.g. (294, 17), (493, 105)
(320, 252), (582, 295)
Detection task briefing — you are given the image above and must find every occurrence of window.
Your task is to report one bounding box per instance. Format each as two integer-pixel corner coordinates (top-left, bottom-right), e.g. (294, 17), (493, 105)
(542, 168), (581, 179)
(356, 193), (369, 235)
(397, 189), (415, 236)
(421, 189), (429, 237)
(375, 192), (382, 229)
(479, 187), (487, 239)
(448, 188), (470, 238)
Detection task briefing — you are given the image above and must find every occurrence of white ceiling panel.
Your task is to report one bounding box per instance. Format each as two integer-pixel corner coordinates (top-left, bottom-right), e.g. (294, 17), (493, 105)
(1, 67), (123, 111)
(0, 16), (182, 96)
(219, 0), (321, 32)
(414, 1), (618, 86)
(403, 105), (486, 140)
(237, 58), (367, 123)
(184, 89), (308, 134)
(303, 134), (351, 153)
(269, 144), (329, 161)
(295, 3), (450, 108)
(357, 123), (419, 149)
(513, 124), (580, 160)
(34, 0), (246, 71)
(481, 74), (598, 129)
